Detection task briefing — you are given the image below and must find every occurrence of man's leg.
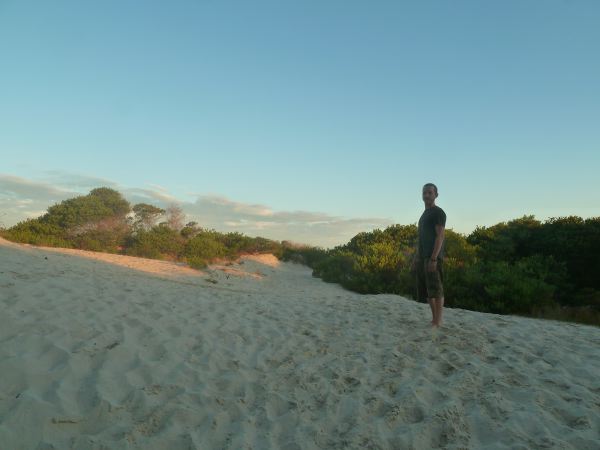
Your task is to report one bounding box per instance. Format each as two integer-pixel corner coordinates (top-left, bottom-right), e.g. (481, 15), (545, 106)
(417, 260), (435, 325)
(428, 261), (445, 327)
(433, 297), (444, 326)
(428, 298), (437, 325)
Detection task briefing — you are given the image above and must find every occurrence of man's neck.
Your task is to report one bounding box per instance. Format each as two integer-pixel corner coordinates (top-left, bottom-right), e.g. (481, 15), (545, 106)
(424, 202), (436, 209)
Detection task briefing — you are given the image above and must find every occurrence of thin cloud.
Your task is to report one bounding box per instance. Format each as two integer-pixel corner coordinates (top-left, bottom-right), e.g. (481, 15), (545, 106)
(41, 170), (119, 190)
(183, 195), (393, 247)
(122, 187), (179, 204)
(146, 183), (171, 193)
(0, 173), (75, 200)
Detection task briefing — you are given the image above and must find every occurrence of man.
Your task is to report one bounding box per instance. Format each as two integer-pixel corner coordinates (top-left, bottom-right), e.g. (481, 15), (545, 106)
(411, 183), (446, 327)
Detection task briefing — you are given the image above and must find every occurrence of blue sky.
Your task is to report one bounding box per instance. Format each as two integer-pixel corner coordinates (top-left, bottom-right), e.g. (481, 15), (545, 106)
(1, 0), (599, 247)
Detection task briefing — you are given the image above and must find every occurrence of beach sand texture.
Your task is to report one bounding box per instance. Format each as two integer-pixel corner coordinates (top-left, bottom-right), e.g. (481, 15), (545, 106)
(1, 238), (599, 449)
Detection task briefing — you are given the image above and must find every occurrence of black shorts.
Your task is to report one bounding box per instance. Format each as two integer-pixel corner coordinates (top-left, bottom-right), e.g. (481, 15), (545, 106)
(416, 258), (444, 302)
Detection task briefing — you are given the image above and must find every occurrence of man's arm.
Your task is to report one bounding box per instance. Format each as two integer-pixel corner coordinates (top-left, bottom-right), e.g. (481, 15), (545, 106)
(430, 224), (445, 260)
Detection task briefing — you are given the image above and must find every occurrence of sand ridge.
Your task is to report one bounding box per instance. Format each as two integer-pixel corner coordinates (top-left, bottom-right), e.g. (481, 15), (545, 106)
(0, 237), (275, 281)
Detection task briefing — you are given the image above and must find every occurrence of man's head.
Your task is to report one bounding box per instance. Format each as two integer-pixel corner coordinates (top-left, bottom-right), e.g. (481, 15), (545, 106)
(422, 183), (438, 206)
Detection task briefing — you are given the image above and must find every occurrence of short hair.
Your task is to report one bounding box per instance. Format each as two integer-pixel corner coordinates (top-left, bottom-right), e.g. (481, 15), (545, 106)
(423, 183), (438, 195)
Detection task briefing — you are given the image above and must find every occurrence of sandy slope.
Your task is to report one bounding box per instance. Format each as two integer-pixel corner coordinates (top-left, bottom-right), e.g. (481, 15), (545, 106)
(0, 238), (599, 449)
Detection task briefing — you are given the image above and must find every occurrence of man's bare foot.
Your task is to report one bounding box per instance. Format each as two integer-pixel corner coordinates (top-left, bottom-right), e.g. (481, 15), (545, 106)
(432, 321), (442, 328)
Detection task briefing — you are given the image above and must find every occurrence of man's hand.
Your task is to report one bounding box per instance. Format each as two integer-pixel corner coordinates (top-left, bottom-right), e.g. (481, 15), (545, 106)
(427, 259), (437, 272)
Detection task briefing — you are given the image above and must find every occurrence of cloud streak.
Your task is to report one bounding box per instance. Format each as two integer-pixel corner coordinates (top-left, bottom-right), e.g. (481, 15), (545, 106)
(0, 174), (78, 227)
(183, 195), (392, 247)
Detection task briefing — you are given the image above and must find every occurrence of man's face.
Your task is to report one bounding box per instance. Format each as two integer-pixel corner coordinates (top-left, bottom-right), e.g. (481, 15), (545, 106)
(422, 186), (437, 204)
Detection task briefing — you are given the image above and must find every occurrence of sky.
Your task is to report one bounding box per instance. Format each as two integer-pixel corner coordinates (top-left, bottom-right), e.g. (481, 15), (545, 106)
(1, 0), (599, 248)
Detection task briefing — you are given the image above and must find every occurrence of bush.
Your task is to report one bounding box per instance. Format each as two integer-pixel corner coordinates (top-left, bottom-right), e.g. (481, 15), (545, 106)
(184, 232), (227, 262)
(289, 220), (594, 323)
(70, 217), (130, 253)
(280, 245), (329, 267)
(125, 225), (185, 259)
(3, 187), (131, 251)
(187, 256), (208, 269)
(2, 219), (71, 247)
(43, 187), (130, 229)
(474, 258), (556, 313)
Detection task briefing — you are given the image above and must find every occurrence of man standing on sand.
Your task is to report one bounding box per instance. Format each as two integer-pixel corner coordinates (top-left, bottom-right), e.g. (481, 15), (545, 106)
(411, 183), (446, 327)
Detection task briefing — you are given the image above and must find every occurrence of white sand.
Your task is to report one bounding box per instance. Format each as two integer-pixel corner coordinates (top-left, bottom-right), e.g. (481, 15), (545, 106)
(1, 238), (599, 450)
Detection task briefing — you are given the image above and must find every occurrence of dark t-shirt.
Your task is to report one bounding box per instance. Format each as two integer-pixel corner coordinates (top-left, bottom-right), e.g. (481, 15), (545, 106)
(418, 205), (446, 259)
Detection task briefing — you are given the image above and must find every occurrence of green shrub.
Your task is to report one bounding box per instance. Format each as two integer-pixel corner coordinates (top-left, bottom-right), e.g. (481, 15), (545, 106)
(184, 232), (227, 262)
(2, 219), (71, 247)
(125, 225), (185, 259)
(43, 187), (130, 229)
(187, 256), (208, 269)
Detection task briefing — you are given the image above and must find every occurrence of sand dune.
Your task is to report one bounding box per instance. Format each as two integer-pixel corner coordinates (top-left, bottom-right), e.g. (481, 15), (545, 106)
(0, 238), (599, 449)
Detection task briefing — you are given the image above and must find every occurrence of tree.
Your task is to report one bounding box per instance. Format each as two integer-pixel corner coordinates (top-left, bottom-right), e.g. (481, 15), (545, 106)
(131, 203), (165, 231)
(181, 221), (202, 239)
(89, 187), (131, 217)
(165, 203), (185, 231)
(42, 187), (130, 230)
